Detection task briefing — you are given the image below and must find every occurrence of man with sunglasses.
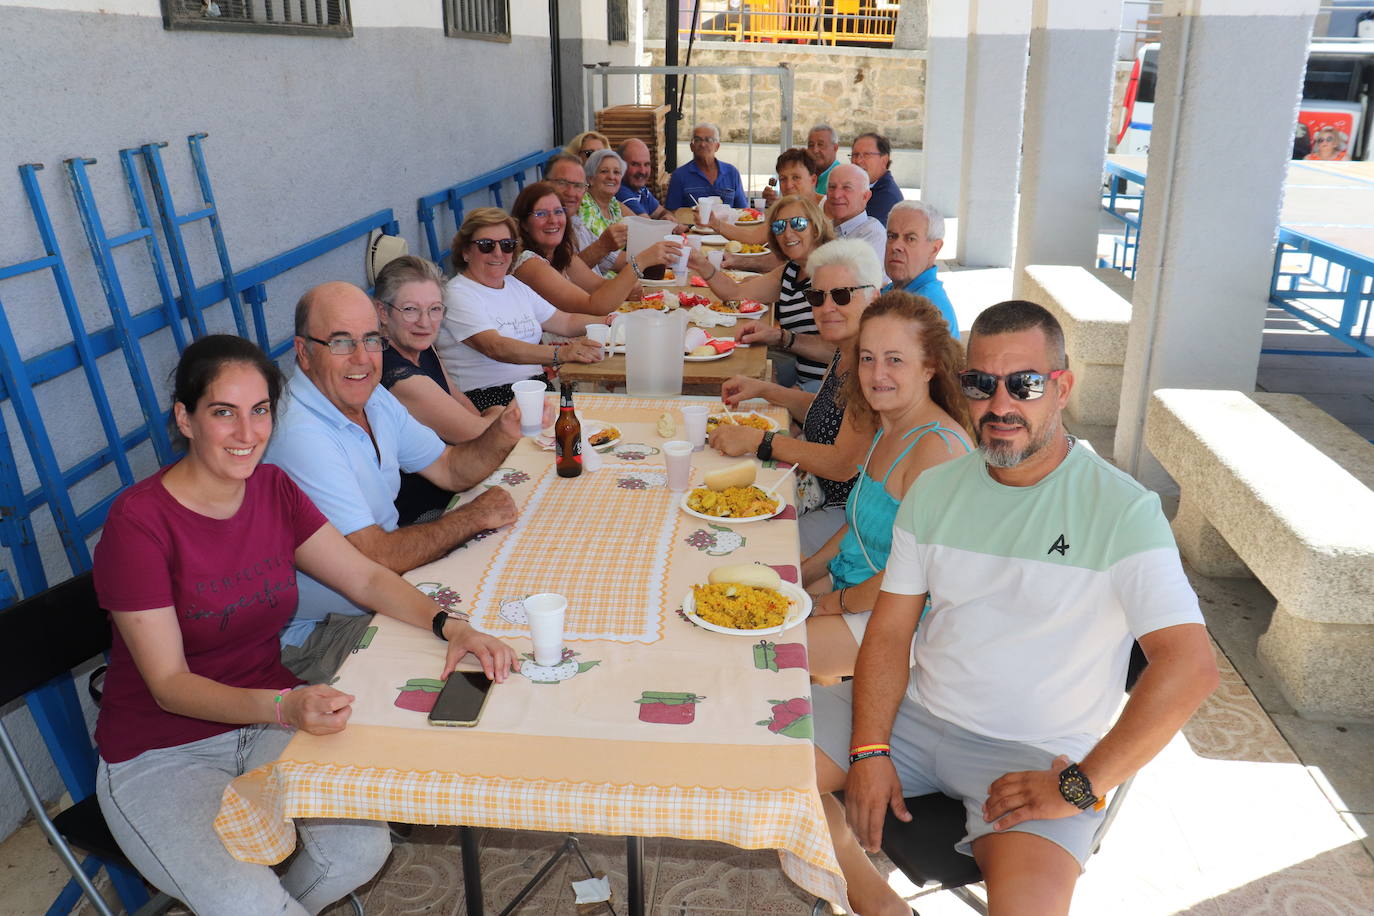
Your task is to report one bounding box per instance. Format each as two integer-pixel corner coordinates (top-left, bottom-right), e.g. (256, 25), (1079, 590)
(822, 163), (887, 266)
(811, 300), (1217, 915)
(265, 282), (525, 683)
(663, 122), (749, 210)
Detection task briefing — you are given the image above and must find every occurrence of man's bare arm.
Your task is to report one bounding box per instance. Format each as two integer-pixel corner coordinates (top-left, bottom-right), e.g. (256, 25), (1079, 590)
(419, 403), (523, 493)
(1078, 623), (1218, 792)
(345, 487), (517, 573)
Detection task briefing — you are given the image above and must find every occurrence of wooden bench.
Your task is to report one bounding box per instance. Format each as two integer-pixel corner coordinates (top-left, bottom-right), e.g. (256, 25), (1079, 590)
(1017, 265), (1132, 427)
(1146, 389), (1374, 721)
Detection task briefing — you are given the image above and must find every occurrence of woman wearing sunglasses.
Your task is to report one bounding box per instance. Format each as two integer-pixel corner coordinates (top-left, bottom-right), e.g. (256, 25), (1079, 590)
(711, 238), (880, 554)
(510, 181), (683, 316)
(437, 208), (606, 411)
(564, 129), (611, 160)
(688, 194), (837, 391)
(803, 291), (971, 679)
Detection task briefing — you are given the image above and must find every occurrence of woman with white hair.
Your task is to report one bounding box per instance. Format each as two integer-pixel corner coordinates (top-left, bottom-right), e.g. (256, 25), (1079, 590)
(709, 237), (883, 553)
(578, 149), (628, 275)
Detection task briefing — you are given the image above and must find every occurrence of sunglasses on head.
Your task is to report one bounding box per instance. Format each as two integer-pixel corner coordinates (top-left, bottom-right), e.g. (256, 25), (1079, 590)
(472, 238), (517, 254)
(802, 285), (873, 308)
(771, 216), (811, 235)
(959, 369), (1067, 401)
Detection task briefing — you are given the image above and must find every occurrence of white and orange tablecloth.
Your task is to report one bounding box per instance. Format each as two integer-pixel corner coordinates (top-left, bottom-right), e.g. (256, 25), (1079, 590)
(215, 394), (846, 909)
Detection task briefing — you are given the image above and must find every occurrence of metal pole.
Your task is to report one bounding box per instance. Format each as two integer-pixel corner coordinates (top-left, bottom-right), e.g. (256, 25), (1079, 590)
(665, 0), (680, 171)
(747, 73), (755, 196)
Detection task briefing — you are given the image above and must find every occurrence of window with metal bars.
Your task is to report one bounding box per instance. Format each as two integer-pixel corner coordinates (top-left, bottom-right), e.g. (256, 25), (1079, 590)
(608, 0), (628, 43)
(445, 0), (511, 42)
(160, 0), (352, 37)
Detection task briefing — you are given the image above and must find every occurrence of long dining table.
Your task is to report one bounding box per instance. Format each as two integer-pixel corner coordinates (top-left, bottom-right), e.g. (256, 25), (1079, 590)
(214, 394), (847, 913)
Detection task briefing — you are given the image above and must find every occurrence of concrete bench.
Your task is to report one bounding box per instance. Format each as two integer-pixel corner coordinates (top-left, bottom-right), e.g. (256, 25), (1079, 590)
(1146, 389), (1374, 721)
(1017, 265), (1132, 427)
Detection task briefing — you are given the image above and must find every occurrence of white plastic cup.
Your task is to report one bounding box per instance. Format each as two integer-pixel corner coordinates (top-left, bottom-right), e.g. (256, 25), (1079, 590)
(680, 404), (709, 452)
(663, 234), (690, 280)
(585, 323), (612, 356)
(751, 197), (765, 211)
(707, 249), (724, 271)
(511, 380), (546, 437)
(696, 201), (713, 226)
(663, 440), (693, 491)
(524, 593), (567, 666)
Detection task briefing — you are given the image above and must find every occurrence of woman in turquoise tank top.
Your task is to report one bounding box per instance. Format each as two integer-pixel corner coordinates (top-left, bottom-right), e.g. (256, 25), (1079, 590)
(802, 291), (972, 680)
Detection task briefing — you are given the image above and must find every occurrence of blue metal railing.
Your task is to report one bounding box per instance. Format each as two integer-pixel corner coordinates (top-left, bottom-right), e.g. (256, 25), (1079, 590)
(1268, 227), (1374, 358)
(1100, 161), (1374, 359)
(417, 147), (560, 269)
(1099, 160), (1146, 279)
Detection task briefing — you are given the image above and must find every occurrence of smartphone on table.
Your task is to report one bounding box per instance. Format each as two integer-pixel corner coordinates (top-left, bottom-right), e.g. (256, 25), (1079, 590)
(427, 671), (494, 727)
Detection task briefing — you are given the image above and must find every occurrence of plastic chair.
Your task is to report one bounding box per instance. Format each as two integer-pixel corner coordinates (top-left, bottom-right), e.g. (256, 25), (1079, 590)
(0, 574), (364, 915)
(813, 645), (1149, 915)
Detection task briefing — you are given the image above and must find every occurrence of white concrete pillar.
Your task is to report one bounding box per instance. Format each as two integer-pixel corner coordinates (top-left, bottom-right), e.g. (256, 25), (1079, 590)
(921, 0), (969, 219)
(1012, 0), (1122, 288)
(956, 0), (1030, 268)
(1114, 0), (1319, 487)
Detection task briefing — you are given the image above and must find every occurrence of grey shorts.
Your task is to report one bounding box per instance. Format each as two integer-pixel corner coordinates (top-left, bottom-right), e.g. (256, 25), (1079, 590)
(280, 613), (376, 684)
(813, 682), (1104, 867)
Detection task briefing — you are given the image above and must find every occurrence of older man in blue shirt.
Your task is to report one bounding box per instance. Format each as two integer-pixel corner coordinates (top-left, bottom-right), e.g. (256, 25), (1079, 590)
(665, 122), (749, 210)
(266, 281), (523, 681)
(883, 200), (959, 338)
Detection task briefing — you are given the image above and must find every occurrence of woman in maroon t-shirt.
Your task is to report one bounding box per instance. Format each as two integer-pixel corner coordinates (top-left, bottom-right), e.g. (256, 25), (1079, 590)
(92, 336), (509, 913)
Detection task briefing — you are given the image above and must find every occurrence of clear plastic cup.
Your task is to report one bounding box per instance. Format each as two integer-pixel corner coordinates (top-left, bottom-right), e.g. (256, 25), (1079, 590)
(680, 404), (709, 452)
(511, 379), (546, 437)
(662, 440), (693, 491)
(523, 593), (567, 666)
(707, 249), (724, 271)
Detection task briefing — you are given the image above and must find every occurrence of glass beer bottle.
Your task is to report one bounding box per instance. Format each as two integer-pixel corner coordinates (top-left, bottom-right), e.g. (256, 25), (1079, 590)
(555, 382), (582, 478)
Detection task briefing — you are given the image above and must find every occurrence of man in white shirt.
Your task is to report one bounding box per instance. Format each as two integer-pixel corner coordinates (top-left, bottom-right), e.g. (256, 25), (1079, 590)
(811, 300), (1219, 916)
(823, 164), (886, 267)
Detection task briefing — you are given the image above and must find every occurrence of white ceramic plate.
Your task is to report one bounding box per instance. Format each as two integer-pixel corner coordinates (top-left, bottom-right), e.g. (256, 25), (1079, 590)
(536, 419), (619, 451)
(689, 225), (715, 235)
(731, 247), (772, 258)
(684, 349), (734, 362)
(638, 276), (681, 287)
(683, 581), (811, 636)
(698, 234), (728, 246)
(733, 218), (764, 227)
(679, 487), (785, 524)
(705, 411), (780, 433)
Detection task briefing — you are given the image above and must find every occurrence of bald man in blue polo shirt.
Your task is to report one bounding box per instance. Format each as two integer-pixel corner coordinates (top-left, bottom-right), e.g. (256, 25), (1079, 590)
(883, 200), (959, 338)
(664, 122), (749, 210)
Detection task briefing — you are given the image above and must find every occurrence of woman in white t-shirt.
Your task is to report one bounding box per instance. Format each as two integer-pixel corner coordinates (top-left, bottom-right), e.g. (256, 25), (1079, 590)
(438, 208), (606, 410)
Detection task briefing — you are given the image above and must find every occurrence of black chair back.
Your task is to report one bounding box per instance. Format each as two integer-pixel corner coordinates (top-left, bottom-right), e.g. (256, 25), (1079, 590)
(0, 572), (110, 706)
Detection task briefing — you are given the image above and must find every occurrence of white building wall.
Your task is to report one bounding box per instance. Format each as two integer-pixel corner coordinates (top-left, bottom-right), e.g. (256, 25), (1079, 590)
(0, 0), (580, 842)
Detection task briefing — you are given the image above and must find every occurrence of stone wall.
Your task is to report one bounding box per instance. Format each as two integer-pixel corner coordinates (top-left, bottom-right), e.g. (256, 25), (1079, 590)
(645, 42), (925, 148)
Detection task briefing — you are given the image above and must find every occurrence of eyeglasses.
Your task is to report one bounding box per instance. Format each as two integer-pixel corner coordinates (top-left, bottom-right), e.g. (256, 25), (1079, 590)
(689, 136), (717, 145)
(531, 207), (566, 220)
(771, 216), (811, 235)
(549, 178), (589, 192)
(850, 150), (882, 160)
(579, 149), (596, 158)
(388, 304), (447, 323)
(304, 334), (389, 355)
(958, 369), (1067, 401)
(472, 238), (518, 254)
(802, 285), (873, 308)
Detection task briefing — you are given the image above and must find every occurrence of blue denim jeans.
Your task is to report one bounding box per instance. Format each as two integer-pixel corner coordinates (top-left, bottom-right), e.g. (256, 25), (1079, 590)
(97, 724), (392, 915)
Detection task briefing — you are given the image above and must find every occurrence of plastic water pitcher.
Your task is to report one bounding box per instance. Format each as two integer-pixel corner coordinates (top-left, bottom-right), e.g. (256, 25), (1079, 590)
(618, 309), (688, 397)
